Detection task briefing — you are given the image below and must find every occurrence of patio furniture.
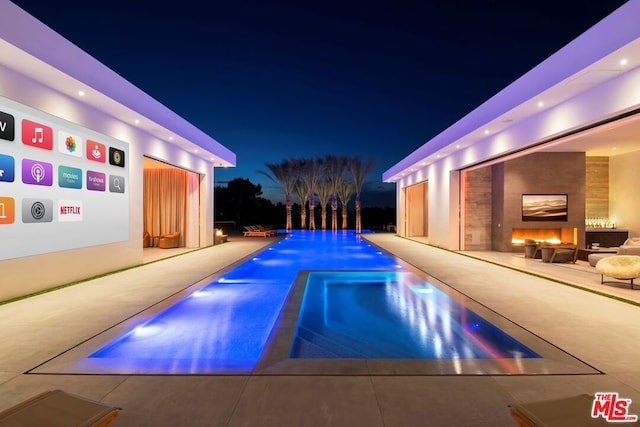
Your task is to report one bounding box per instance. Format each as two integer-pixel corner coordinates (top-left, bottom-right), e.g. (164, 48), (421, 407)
(158, 231), (180, 248)
(0, 389), (121, 427)
(587, 252), (616, 267)
(523, 239), (541, 259)
(618, 237), (640, 255)
(509, 394), (611, 426)
(243, 225), (276, 237)
(540, 244), (578, 263)
(214, 229), (228, 244)
(595, 255), (640, 289)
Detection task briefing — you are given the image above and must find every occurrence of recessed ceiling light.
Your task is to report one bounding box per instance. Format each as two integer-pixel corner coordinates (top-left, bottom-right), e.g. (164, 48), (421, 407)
(78, 90), (85, 97)
(421, 162), (426, 166)
(194, 149), (198, 153)
(612, 147), (617, 151)
(436, 154), (441, 158)
(169, 136), (173, 141)
(455, 144), (460, 149)
(537, 101), (544, 107)
(135, 119), (140, 124)
(621, 58), (628, 66)
(484, 129), (490, 135)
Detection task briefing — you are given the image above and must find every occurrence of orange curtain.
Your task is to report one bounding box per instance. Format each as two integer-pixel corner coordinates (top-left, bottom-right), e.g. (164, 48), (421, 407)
(143, 168), (188, 247)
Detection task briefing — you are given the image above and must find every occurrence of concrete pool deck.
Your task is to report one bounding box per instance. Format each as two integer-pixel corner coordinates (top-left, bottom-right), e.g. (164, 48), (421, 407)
(1, 233), (640, 426)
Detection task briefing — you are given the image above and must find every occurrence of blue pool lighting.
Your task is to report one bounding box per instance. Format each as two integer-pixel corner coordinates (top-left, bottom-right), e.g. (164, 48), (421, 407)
(289, 271), (540, 359)
(87, 231), (404, 372)
(63, 230), (551, 375)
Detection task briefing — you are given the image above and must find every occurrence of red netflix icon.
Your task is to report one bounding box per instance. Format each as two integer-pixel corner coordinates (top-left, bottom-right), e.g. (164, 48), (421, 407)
(22, 119), (53, 150)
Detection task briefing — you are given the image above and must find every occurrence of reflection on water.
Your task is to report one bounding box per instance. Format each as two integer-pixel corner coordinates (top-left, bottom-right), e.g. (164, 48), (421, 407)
(290, 271), (540, 360)
(88, 231), (404, 372)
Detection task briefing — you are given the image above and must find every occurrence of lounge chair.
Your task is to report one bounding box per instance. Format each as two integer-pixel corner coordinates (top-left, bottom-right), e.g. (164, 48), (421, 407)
(254, 225), (276, 236)
(523, 239), (541, 259)
(509, 394), (600, 427)
(540, 244), (577, 263)
(0, 389), (121, 426)
(243, 225), (275, 237)
(158, 231), (180, 248)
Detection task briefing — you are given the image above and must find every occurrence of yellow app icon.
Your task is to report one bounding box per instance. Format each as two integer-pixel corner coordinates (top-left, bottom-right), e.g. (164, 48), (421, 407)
(0, 197), (15, 224)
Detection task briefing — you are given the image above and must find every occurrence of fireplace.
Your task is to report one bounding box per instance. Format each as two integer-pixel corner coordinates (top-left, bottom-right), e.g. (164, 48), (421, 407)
(511, 227), (577, 245)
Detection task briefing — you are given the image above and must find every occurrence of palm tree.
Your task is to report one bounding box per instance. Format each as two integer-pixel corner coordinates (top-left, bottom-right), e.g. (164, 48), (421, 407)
(258, 159), (297, 231)
(337, 180), (354, 230)
(293, 177), (307, 229)
(324, 155), (347, 231)
(298, 157), (323, 230)
(348, 156), (376, 233)
(316, 177), (332, 230)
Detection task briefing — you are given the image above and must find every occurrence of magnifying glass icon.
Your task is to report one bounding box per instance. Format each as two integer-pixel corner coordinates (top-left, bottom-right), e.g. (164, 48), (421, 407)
(114, 177), (122, 191)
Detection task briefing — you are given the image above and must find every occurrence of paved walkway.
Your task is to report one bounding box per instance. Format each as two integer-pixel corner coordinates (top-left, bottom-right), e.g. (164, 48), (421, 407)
(1, 234), (639, 426)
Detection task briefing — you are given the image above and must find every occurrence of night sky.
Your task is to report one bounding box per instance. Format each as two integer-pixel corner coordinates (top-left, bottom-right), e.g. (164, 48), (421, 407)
(10, 0), (629, 206)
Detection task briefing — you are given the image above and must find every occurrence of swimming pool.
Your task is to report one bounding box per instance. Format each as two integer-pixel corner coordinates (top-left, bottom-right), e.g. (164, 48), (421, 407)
(31, 230), (600, 375)
(290, 271), (540, 359)
(58, 231), (403, 373)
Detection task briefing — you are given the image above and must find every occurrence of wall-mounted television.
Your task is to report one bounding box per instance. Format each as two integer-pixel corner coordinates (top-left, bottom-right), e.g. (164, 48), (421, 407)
(0, 95), (129, 261)
(522, 194), (568, 222)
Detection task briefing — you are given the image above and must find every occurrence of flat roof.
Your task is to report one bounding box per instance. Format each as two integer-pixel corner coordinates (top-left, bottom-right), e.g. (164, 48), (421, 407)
(0, 0), (235, 167)
(384, 0), (640, 181)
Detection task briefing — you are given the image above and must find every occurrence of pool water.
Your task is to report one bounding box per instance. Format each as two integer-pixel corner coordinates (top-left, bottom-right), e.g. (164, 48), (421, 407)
(290, 271), (540, 359)
(36, 229), (549, 375)
(87, 231), (404, 372)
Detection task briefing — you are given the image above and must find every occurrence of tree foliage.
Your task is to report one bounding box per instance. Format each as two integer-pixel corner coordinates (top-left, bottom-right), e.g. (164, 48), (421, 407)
(215, 177), (281, 230)
(256, 155), (376, 231)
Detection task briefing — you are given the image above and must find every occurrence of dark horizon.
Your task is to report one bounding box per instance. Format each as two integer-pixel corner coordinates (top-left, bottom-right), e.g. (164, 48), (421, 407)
(10, 1), (629, 207)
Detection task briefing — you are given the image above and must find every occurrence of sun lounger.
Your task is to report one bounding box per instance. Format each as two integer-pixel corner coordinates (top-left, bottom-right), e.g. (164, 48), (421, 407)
(254, 225), (276, 236)
(243, 225), (276, 237)
(509, 394), (618, 427)
(0, 389), (121, 427)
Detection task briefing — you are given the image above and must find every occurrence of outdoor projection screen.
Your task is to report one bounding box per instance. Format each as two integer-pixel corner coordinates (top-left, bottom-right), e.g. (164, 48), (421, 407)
(0, 96), (129, 261)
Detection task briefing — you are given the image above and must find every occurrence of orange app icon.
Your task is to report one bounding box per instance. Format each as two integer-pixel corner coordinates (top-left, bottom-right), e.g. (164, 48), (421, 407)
(0, 197), (15, 224)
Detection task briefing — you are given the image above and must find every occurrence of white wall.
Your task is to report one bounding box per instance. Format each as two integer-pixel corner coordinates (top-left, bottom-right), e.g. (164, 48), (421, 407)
(393, 63), (640, 251)
(610, 149), (640, 238)
(0, 65), (215, 301)
(396, 159), (458, 248)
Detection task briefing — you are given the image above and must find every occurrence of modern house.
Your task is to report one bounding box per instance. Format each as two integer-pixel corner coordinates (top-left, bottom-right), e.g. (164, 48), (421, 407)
(384, 0), (640, 253)
(0, 0), (236, 301)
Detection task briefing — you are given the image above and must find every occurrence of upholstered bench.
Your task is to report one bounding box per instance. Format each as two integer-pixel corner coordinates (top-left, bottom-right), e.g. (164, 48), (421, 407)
(595, 255), (640, 289)
(588, 252), (616, 267)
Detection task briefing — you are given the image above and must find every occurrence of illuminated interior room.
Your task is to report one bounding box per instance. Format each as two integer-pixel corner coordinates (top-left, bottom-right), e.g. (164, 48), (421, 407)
(384, 1), (640, 254)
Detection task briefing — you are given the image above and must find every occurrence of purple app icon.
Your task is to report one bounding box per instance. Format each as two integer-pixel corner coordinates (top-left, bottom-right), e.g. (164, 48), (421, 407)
(86, 170), (106, 191)
(22, 158), (53, 186)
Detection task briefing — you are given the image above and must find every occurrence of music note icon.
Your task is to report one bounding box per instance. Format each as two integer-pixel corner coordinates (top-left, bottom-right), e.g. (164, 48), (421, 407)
(32, 127), (44, 143)
(22, 120), (52, 150)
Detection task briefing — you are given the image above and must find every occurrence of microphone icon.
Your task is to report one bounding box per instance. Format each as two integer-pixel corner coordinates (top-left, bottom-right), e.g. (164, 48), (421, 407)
(31, 164), (45, 183)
